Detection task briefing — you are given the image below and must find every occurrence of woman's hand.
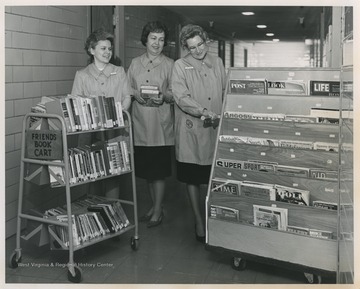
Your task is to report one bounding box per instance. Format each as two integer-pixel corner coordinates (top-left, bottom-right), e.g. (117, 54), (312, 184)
(150, 93), (164, 106)
(133, 91), (146, 105)
(202, 108), (217, 120)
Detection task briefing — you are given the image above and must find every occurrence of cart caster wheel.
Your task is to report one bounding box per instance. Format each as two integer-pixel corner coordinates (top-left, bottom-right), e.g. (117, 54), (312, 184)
(304, 272), (322, 284)
(231, 257), (247, 271)
(9, 252), (21, 269)
(130, 236), (139, 251)
(67, 265), (82, 283)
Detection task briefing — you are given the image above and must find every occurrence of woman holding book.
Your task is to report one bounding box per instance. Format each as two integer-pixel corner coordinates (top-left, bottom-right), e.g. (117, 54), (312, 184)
(71, 28), (132, 198)
(127, 21), (175, 228)
(171, 24), (226, 242)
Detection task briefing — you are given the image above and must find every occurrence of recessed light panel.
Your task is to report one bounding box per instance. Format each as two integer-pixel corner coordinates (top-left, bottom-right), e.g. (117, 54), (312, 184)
(242, 12), (254, 16)
(257, 25), (267, 29)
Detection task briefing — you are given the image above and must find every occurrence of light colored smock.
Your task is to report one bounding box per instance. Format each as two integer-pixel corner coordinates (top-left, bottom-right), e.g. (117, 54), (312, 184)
(127, 53), (175, 146)
(171, 53), (226, 165)
(71, 63), (132, 103)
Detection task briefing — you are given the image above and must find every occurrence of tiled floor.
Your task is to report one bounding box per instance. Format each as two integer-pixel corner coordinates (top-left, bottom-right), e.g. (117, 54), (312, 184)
(5, 174), (336, 284)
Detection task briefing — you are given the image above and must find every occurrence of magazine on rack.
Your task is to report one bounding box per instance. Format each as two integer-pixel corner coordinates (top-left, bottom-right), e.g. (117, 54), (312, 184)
(253, 204), (288, 231)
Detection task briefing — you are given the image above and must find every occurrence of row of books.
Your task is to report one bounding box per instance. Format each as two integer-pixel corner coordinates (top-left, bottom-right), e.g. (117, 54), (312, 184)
(211, 178), (310, 206)
(223, 107), (353, 124)
(44, 94), (125, 132)
(45, 196), (130, 247)
(210, 204), (336, 240)
(48, 139), (131, 186)
(219, 135), (353, 152)
(215, 159), (339, 180)
(228, 79), (340, 96)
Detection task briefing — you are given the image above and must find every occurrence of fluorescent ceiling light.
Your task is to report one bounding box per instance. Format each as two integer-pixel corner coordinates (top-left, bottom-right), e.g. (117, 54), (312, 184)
(266, 33), (274, 37)
(272, 38), (280, 42)
(242, 12), (254, 16)
(257, 25), (267, 29)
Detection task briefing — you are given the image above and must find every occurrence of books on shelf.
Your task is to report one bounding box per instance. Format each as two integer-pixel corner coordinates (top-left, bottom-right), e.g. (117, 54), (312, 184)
(48, 160), (66, 186)
(210, 205), (239, 222)
(59, 140), (130, 186)
(46, 196), (130, 247)
(253, 204), (288, 231)
(44, 94), (125, 132)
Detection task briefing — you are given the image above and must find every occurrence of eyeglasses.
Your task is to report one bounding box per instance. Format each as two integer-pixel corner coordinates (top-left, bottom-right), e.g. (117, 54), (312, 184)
(188, 41), (205, 52)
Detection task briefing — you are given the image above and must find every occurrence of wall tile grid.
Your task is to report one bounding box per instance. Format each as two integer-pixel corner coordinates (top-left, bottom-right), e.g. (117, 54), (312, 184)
(124, 6), (181, 70)
(5, 6), (89, 237)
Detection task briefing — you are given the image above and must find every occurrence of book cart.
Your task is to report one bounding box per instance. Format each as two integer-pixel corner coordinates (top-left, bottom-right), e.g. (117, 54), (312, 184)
(9, 108), (139, 283)
(205, 67), (354, 284)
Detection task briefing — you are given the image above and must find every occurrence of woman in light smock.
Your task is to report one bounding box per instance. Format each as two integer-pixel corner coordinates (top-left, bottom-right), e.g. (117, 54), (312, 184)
(172, 24), (226, 242)
(71, 29), (132, 198)
(127, 21), (174, 228)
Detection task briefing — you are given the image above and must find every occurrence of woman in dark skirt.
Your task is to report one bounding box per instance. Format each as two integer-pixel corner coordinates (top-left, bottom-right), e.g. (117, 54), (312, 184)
(127, 21), (174, 227)
(171, 24), (226, 242)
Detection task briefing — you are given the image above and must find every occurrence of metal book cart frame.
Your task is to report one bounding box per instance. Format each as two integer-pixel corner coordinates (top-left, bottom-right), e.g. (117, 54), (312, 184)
(9, 111), (139, 283)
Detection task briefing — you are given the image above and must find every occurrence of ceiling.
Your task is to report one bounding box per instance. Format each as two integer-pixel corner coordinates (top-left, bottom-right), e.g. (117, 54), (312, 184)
(164, 6), (324, 42)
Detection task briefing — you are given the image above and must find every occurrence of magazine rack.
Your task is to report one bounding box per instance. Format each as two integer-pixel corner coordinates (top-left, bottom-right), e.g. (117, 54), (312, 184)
(205, 67), (353, 284)
(9, 110), (139, 283)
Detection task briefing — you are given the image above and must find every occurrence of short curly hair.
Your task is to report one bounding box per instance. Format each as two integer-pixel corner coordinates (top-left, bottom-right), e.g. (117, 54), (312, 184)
(141, 21), (169, 47)
(179, 24), (208, 50)
(85, 28), (114, 63)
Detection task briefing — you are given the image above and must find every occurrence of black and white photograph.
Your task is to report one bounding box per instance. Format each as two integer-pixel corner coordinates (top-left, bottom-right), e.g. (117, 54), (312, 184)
(2, 1), (357, 288)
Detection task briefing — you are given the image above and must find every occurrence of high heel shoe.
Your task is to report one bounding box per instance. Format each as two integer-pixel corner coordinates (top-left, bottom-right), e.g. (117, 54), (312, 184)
(147, 211), (164, 228)
(139, 213), (152, 222)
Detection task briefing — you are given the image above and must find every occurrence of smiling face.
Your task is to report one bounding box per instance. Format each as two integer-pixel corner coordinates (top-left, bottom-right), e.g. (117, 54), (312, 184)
(146, 31), (165, 57)
(90, 40), (112, 67)
(186, 35), (208, 60)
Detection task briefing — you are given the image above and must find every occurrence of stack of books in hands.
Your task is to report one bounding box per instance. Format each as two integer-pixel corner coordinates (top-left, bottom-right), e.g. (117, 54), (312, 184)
(140, 85), (161, 107)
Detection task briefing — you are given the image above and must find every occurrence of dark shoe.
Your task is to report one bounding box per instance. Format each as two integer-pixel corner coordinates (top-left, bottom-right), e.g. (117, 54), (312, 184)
(139, 213), (152, 222)
(196, 234), (205, 244)
(147, 212), (164, 228)
(195, 225), (206, 243)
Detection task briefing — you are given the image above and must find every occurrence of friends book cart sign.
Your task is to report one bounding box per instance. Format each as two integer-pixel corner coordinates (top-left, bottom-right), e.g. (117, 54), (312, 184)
(26, 130), (63, 160)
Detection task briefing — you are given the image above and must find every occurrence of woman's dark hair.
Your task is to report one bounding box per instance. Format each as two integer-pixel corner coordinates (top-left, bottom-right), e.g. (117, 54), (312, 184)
(179, 24), (208, 50)
(85, 28), (114, 63)
(141, 21), (169, 47)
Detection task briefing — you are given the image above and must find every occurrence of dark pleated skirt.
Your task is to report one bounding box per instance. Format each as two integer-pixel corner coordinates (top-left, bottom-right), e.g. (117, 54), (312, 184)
(134, 146), (172, 180)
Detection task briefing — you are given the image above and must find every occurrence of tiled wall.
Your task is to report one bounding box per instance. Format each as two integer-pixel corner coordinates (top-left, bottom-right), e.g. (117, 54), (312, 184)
(5, 6), (89, 238)
(123, 6), (182, 69)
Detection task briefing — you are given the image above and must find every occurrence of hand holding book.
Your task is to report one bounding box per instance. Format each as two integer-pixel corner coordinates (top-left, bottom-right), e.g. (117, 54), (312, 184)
(132, 90), (147, 105)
